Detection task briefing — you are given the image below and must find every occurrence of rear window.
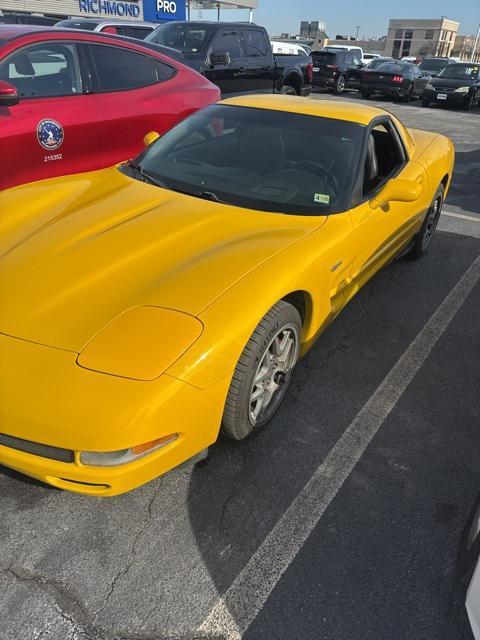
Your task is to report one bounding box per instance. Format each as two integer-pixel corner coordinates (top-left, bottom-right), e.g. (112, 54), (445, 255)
(312, 51), (337, 63)
(375, 63), (409, 73)
(56, 19), (98, 30)
(419, 59), (448, 72)
(439, 64), (479, 79)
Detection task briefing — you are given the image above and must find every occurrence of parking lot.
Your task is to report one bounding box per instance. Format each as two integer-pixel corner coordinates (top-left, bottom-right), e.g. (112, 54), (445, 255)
(1, 93), (479, 640)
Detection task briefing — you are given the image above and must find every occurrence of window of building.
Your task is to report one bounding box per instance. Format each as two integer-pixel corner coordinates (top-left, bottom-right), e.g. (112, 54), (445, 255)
(425, 29), (434, 40)
(392, 40), (402, 58)
(404, 30), (413, 40)
(394, 29), (403, 38)
(401, 41), (412, 57)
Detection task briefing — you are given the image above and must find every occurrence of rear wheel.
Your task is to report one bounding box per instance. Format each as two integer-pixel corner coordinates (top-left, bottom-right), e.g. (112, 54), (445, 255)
(408, 184), (444, 259)
(334, 74), (346, 95)
(399, 84), (413, 103)
(221, 301), (301, 441)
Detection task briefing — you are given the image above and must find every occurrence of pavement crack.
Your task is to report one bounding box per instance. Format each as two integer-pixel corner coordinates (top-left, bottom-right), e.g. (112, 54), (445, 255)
(220, 455), (247, 538)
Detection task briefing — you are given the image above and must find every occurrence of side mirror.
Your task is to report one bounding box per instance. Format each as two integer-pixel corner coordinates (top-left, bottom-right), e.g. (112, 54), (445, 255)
(0, 80), (19, 107)
(370, 178), (422, 211)
(210, 51), (231, 66)
(143, 131), (160, 147)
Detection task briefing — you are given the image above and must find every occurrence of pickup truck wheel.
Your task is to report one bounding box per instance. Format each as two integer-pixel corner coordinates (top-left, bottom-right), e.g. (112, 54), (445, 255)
(281, 84), (298, 96)
(221, 301), (301, 441)
(334, 74), (346, 95)
(408, 184), (444, 259)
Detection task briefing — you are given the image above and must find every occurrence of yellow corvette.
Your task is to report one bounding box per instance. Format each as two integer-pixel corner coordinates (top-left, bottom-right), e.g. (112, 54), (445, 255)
(0, 95), (454, 496)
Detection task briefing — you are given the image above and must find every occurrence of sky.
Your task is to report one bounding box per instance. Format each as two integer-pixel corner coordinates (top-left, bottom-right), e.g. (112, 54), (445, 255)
(190, 0), (480, 39)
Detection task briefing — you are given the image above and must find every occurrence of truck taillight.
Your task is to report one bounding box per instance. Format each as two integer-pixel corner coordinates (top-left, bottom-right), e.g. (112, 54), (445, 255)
(392, 75), (404, 83)
(307, 62), (313, 82)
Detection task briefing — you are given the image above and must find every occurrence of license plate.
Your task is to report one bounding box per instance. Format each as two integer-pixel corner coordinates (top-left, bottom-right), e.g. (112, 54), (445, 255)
(437, 93), (447, 100)
(313, 67), (320, 72)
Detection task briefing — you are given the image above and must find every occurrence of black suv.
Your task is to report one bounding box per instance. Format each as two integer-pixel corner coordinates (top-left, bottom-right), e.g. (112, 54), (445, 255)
(311, 49), (364, 94)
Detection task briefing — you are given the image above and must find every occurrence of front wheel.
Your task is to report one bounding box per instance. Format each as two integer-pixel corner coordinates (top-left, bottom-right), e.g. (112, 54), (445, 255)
(408, 184), (444, 259)
(464, 94), (474, 111)
(221, 301), (301, 441)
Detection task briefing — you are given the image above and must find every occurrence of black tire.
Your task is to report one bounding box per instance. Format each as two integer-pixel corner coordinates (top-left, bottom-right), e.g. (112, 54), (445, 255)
(457, 491), (480, 581)
(281, 84), (298, 96)
(361, 91), (371, 99)
(422, 98), (430, 107)
(399, 84), (413, 103)
(221, 301), (302, 441)
(334, 74), (346, 95)
(464, 94), (474, 111)
(408, 184), (444, 259)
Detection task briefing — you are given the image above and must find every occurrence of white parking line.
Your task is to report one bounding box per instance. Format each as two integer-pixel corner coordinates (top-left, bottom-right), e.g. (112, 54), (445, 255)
(198, 253), (480, 640)
(443, 210), (480, 223)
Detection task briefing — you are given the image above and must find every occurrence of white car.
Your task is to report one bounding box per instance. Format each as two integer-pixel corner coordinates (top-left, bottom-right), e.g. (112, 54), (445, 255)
(270, 40), (309, 56)
(459, 492), (480, 638)
(362, 52), (382, 64)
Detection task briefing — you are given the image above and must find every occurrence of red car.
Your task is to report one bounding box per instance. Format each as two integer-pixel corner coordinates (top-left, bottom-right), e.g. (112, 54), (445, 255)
(0, 26), (220, 190)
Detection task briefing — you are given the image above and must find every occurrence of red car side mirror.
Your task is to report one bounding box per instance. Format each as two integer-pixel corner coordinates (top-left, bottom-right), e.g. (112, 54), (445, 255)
(0, 80), (19, 107)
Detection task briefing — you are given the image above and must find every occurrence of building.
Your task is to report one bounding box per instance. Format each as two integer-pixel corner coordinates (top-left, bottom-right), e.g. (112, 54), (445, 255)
(451, 34), (480, 62)
(0, 0), (258, 25)
(385, 18), (460, 59)
(299, 20), (325, 40)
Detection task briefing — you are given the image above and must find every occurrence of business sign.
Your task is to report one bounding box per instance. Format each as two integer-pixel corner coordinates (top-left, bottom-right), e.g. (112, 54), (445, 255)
(142, 0), (186, 22)
(79, 0), (141, 17)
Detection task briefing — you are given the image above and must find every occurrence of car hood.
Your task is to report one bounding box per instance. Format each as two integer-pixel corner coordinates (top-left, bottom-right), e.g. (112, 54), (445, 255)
(430, 77), (475, 88)
(0, 167), (323, 352)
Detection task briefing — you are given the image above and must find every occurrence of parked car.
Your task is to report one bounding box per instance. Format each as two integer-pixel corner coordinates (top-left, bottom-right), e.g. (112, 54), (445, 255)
(458, 490), (480, 639)
(415, 57), (455, 96)
(55, 18), (155, 39)
(422, 62), (480, 110)
(0, 95), (454, 496)
(324, 44), (364, 60)
(311, 48), (364, 94)
(401, 55), (419, 64)
(362, 52), (381, 64)
(360, 61), (425, 102)
(270, 40), (309, 57)
(0, 12), (58, 26)
(146, 21), (312, 96)
(365, 56), (396, 70)
(0, 25), (219, 190)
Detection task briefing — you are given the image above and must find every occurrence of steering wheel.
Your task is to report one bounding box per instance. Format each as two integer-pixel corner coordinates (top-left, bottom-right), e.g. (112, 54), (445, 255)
(294, 161), (340, 195)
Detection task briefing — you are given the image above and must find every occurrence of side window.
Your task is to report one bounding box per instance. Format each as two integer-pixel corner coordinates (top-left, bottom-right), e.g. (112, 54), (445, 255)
(0, 43), (82, 98)
(212, 30), (243, 59)
(150, 57), (176, 82)
(352, 55), (363, 67)
(363, 121), (405, 196)
(89, 44), (158, 91)
(242, 29), (268, 57)
(345, 52), (354, 66)
(125, 26), (152, 39)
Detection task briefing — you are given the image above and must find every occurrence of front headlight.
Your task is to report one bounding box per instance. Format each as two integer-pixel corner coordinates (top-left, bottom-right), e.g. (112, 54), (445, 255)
(80, 434), (178, 467)
(454, 86), (470, 93)
(425, 83), (435, 90)
(77, 306), (203, 380)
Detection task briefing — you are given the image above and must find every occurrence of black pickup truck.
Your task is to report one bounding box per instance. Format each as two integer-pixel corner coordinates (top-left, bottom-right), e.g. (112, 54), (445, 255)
(146, 21), (312, 96)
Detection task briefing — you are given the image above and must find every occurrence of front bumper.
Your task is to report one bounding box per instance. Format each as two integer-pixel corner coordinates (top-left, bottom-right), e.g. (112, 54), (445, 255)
(0, 333), (229, 496)
(423, 89), (472, 107)
(361, 83), (407, 97)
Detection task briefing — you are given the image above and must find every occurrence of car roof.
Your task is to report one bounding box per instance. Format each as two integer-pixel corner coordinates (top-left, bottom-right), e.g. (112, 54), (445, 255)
(56, 18), (154, 27)
(0, 24), (48, 39)
(220, 94), (387, 126)
(0, 26), (184, 61)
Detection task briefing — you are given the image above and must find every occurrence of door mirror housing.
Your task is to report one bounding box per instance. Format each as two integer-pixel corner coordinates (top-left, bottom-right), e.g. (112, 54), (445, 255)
(0, 80), (19, 107)
(210, 51), (231, 66)
(143, 131), (160, 147)
(370, 178), (422, 211)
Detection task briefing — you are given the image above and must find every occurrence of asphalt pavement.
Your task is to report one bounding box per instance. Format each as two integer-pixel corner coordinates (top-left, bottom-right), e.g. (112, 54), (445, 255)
(1, 92), (479, 640)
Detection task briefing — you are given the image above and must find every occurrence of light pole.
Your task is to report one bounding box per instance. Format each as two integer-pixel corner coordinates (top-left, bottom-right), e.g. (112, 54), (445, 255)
(355, 25), (361, 41)
(472, 23), (480, 62)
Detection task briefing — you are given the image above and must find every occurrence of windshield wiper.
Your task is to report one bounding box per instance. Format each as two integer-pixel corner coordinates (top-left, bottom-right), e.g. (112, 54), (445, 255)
(127, 162), (167, 188)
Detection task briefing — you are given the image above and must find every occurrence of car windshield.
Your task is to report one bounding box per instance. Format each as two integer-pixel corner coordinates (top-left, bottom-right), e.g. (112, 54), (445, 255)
(146, 23), (214, 53)
(419, 59), (448, 72)
(438, 64), (479, 79)
(127, 104), (364, 216)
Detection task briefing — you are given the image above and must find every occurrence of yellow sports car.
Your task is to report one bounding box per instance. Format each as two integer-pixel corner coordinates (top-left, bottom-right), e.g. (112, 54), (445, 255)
(0, 95), (454, 496)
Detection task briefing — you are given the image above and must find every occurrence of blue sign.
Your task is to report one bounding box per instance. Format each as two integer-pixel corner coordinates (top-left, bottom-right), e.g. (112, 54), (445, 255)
(142, 0), (186, 22)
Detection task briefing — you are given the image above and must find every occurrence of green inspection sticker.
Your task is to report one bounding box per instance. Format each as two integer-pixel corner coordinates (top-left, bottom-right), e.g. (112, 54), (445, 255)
(314, 193), (330, 204)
